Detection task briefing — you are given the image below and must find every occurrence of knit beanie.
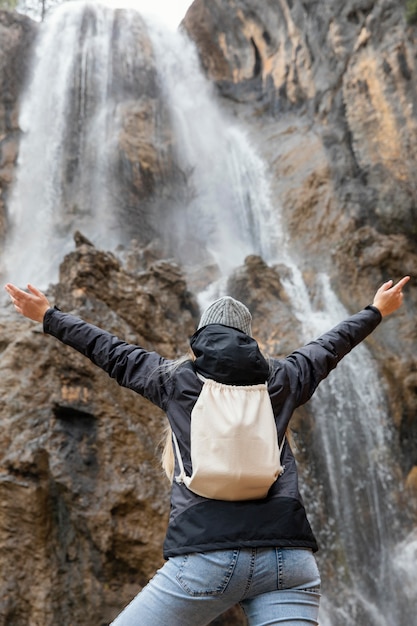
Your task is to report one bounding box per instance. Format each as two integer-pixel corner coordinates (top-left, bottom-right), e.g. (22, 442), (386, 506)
(197, 296), (252, 336)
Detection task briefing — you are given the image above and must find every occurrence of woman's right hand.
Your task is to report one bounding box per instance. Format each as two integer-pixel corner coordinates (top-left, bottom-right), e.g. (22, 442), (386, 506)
(372, 276), (410, 317)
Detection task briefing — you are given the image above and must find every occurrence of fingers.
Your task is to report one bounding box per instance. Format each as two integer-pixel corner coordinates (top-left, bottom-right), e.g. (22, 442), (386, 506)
(377, 280), (393, 294)
(377, 276), (410, 296)
(5, 283), (26, 311)
(382, 276), (410, 304)
(4, 283), (23, 303)
(392, 275), (410, 292)
(4, 283), (20, 298)
(5, 283), (27, 300)
(27, 283), (44, 297)
(5, 283), (41, 300)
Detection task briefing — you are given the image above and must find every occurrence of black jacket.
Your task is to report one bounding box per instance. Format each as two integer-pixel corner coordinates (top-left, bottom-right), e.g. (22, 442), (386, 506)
(43, 304), (382, 558)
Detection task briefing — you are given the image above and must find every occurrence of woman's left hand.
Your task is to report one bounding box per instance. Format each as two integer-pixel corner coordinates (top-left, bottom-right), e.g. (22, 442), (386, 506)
(4, 283), (51, 322)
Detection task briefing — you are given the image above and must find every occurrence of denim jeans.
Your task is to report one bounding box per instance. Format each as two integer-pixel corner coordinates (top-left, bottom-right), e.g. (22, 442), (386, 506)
(110, 547), (321, 626)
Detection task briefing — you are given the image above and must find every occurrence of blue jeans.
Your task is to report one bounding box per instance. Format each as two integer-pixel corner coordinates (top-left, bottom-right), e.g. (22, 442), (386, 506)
(110, 547), (321, 626)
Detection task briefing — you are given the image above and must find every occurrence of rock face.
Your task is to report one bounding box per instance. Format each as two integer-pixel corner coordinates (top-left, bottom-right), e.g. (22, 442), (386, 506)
(184, 0), (417, 273)
(1, 1), (417, 625)
(0, 239), (199, 625)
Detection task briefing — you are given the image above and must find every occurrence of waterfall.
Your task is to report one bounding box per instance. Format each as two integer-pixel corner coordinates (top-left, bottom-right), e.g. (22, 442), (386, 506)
(281, 268), (416, 625)
(3, 0), (279, 287)
(3, 2), (416, 623)
(144, 20), (280, 278)
(3, 1), (149, 286)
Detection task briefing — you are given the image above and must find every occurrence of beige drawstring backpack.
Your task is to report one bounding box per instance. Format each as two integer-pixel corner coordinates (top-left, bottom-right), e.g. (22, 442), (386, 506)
(172, 375), (285, 501)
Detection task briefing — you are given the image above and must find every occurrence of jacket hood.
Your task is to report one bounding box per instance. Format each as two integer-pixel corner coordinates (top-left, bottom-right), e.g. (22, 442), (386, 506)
(189, 324), (269, 385)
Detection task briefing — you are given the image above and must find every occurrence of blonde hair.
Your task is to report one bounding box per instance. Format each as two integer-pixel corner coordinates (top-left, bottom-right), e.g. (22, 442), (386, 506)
(158, 354), (193, 482)
(161, 424), (175, 481)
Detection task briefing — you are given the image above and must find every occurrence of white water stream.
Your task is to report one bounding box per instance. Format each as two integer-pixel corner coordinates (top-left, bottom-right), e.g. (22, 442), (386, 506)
(2, 2), (416, 623)
(147, 22), (279, 273)
(281, 268), (416, 625)
(3, 2), (148, 286)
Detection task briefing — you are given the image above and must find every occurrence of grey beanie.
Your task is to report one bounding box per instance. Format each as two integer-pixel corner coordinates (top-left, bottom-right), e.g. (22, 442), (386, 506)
(197, 296), (252, 335)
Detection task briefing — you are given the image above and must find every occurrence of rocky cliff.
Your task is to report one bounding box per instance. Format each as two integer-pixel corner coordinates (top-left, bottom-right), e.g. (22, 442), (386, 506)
(0, 1), (417, 625)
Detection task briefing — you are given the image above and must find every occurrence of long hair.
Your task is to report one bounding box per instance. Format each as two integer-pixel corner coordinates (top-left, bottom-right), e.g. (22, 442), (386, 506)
(158, 354), (193, 481)
(161, 423), (175, 481)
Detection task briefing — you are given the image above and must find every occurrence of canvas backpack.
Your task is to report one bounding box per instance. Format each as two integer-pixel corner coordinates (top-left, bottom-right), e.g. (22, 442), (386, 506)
(172, 375), (285, 501)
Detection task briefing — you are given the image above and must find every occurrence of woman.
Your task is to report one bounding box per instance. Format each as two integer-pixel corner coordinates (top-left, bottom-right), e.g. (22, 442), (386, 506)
(4, 276), (410, 626)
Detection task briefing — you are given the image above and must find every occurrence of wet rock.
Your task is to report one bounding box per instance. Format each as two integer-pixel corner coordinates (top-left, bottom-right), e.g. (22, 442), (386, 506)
(0, 241), (201, 625)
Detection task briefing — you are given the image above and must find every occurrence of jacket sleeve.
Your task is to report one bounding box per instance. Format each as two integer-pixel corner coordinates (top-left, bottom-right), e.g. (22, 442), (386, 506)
(43, 307), (173, 410)
(280, 305), (382, 407)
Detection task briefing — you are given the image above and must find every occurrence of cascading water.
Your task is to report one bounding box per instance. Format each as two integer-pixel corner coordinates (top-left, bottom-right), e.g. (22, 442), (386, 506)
(146, 19), (279, 278)
(281, 268), (417, 625)
(2, 2), (416, 623)
(3, 1), (151, 286)
(2, 0), (278, 288)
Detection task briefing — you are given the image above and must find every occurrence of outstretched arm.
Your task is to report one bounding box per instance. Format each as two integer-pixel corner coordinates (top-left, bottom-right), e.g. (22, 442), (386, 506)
(4, 282), (173, 407)
(4, 283), (51, 322)
(372, 276), (410, 317)
(272, 275), (411, 409)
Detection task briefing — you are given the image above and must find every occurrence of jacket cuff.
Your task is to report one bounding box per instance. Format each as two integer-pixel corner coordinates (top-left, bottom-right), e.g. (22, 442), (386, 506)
(365, 304), (382, 322)
(43, 306), (60, 333)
